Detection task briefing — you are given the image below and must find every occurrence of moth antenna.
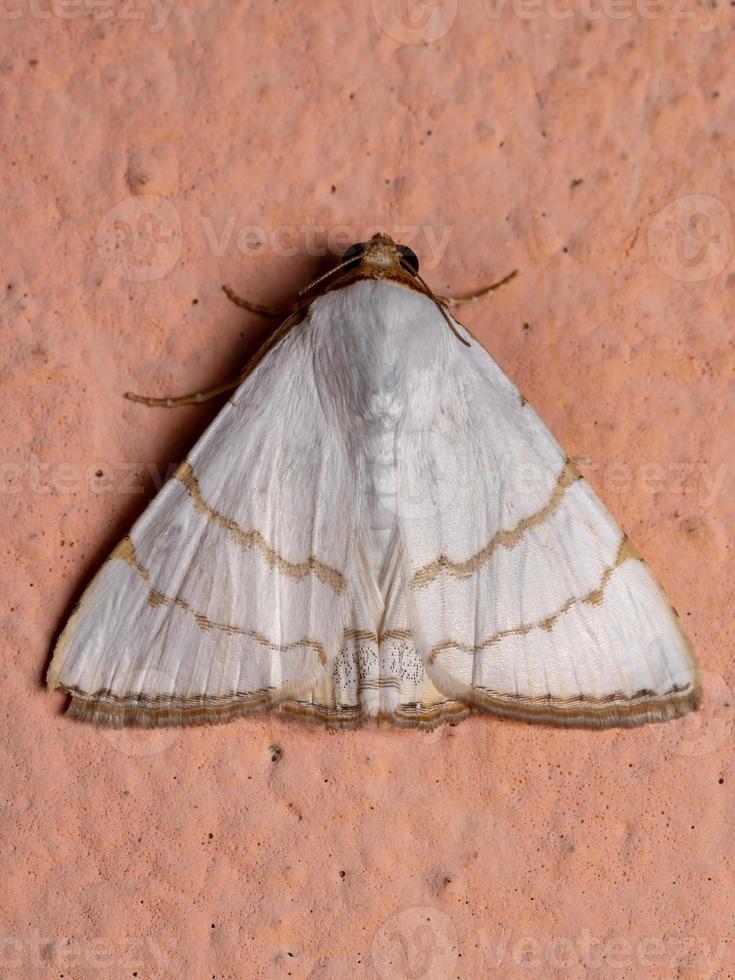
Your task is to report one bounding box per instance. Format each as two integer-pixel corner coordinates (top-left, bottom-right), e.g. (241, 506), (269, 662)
(296, 256), (362, 296)
(402, 264), (471, 348)
(440, 269), (519, 307)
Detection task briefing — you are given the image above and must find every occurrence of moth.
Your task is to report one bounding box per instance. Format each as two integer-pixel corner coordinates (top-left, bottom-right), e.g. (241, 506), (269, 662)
(47, 233), (700, 729)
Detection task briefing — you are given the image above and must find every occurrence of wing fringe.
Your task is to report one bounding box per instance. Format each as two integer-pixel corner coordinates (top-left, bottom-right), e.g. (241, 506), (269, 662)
(58, 688), (472, 730)
(425, 664), (702, 729)
(60, 684), (700, 730)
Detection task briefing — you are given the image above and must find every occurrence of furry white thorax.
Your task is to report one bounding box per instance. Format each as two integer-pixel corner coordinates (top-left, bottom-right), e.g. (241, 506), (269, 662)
(311, 280), (450, 608)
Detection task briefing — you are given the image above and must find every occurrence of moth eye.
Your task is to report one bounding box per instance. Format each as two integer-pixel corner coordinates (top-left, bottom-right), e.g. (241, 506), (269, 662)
(397, 244), (419, 274)
(341, 242), (366, 264)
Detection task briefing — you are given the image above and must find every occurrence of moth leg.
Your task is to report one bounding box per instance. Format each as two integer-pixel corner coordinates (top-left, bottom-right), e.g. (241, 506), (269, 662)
(222, 284), (295, 318)
(124, 379), (241, 408)
(439, 269), (518, 307)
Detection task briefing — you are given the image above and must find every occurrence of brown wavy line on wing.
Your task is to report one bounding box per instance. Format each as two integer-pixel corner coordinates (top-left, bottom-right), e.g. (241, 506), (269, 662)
(174, 460), (347, 596)
(428, 536), (638, 663)
(411, 457), (581, 590)
(114, 537), (327, 664)
(342, 627), (413, 643)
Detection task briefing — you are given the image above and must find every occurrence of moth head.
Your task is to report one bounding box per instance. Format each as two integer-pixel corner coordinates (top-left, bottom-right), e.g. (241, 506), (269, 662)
(341, 233), (420, 279)
(337, 233), (470, 347)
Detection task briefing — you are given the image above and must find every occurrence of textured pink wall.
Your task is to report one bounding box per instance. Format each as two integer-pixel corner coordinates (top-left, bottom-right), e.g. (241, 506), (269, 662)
(2, 2), (734, 977)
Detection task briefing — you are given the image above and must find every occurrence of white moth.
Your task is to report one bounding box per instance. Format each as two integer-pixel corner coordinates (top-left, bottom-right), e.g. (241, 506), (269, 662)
(47, 233), (700, 729)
